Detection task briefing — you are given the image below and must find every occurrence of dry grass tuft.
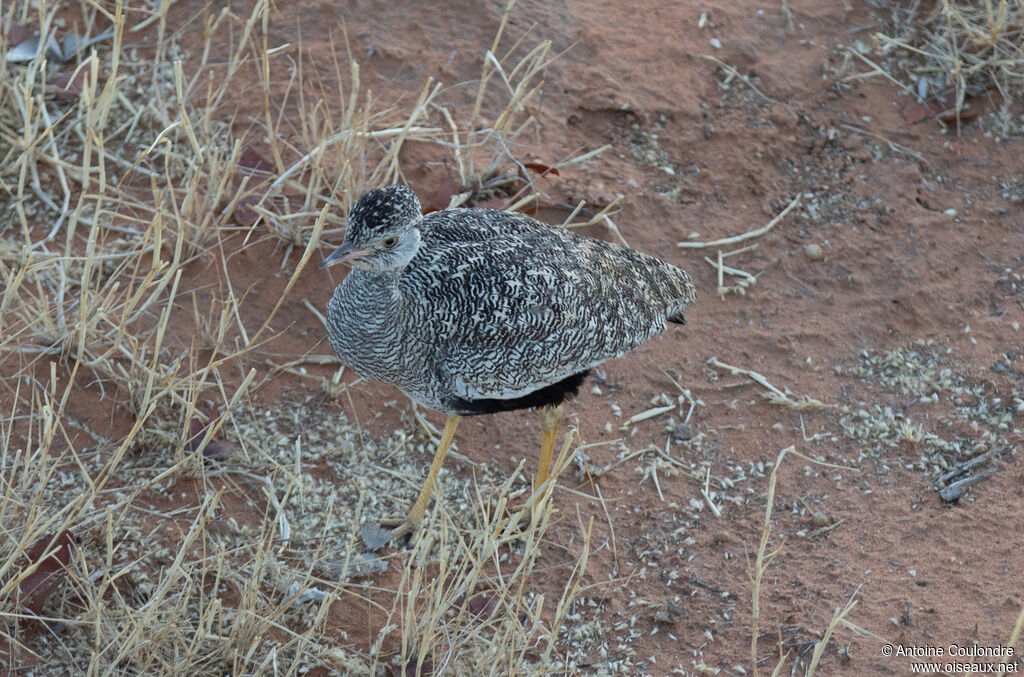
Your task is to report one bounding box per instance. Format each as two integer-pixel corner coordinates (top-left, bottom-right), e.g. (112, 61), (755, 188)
(0, 0), (600, 673)
(868, 0), (1024, 135)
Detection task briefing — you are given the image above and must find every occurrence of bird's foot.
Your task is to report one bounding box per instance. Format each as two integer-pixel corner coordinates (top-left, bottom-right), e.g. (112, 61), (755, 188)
(379, 515), (421, 545)
(510, 504), (537, 531)
(502, 491), (553, 539)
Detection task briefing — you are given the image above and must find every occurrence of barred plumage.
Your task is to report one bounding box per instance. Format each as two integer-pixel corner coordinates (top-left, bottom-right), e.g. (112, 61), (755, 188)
(325, 185), (695, 414)
(322, 184), (695, 541)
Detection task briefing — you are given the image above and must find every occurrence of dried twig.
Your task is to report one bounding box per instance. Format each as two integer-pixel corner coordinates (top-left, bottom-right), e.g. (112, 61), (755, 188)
(708, 357), (832, 409)
(678, 194), (801, 249)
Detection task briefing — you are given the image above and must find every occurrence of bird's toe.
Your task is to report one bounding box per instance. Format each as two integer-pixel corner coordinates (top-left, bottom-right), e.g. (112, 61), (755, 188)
(379, 515), (421, 545)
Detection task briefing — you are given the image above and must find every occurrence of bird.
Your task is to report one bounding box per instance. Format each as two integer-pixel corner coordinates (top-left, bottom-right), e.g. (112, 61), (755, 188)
(322, 184), (695, 542)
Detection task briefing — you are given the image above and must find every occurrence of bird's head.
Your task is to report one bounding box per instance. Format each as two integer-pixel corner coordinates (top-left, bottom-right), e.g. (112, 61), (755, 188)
(321, 184), (423, 272)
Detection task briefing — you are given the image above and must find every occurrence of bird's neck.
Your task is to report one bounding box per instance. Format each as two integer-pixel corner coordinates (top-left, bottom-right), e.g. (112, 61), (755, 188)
(326, 268), (406, 379)
(344, 269), (402, 314)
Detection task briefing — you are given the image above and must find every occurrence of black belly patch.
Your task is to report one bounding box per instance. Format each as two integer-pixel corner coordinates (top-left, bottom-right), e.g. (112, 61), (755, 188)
(447, 370), (591, 415)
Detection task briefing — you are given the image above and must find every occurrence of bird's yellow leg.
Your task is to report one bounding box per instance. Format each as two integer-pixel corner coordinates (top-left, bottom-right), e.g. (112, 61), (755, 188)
(502, 404), (564, 536)
(534, 404), (563, 491)
(384, 414), (461, 543)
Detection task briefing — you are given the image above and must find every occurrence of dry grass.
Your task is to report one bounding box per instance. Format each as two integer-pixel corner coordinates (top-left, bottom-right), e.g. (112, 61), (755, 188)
(859, 0), (1024, 136)
(0, 1), (604, 673)
(748, 446), (863, 676)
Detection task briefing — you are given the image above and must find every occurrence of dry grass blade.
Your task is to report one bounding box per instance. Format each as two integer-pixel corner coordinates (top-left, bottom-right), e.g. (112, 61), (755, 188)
(804, 590), (859, 676)
(749, 446), (791, 676)
(751, 448), (860, 676)
(1000, 605), (1024, 677)
(705, 253), (762, 298)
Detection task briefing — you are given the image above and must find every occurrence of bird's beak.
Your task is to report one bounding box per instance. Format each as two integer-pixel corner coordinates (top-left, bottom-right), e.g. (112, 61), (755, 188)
(320, 242), (369, 269)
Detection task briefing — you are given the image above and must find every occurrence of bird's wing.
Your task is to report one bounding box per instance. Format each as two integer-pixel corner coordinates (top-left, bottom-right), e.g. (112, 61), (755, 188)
(402, 224), (690, 401)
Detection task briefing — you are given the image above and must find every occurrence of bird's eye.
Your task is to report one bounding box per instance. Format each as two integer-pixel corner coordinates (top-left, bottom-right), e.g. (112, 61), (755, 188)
(381, 236), (399, 248)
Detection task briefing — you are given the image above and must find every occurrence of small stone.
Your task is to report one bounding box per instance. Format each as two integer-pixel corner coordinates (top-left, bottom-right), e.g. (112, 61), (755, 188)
(672, 422), (693, 441)
(803, 243), (824, 260)
(944, 208), (957, 217)
(359, 523), (392, 552)
(809, 511), (830, 527)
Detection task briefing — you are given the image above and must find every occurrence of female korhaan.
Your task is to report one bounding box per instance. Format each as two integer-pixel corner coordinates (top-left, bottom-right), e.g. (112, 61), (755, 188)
(323, 185), (695, 542)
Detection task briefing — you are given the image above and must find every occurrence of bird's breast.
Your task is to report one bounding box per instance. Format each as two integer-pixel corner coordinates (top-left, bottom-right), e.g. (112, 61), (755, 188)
(326, 273), (412, 381)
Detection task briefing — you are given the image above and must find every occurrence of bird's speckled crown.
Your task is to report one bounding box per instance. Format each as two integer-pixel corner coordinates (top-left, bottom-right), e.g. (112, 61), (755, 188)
(345, 185), (422, 243)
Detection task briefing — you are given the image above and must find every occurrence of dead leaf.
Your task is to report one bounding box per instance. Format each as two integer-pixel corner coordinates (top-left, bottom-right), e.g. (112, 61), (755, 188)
(231, 147), (274, 226)
(4, 34), (61, 63)
(936, 107), (981, 123)
(201, 439), (233, 460)
(464, 593), (498, 619)
(389, 657), (433, 677)
(18, 530), (76, 616)
(61, 29), (115, 61)
(903, 87), (982, 125)
(238, 146), (274, 172)
(523, 161), (559, 176)
(1, 19), (32, 46)
(903, 100), (949, 125)
(453, 588), (499, 620)
(233, 193), (265, 227)
(49, 65), (103, 102)
(185, 404), (234, 460)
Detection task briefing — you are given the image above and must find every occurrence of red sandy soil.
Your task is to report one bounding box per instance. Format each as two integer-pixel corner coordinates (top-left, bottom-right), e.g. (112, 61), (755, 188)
(183, 1), (1024, 674)
(21, 0), (1024, 675)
